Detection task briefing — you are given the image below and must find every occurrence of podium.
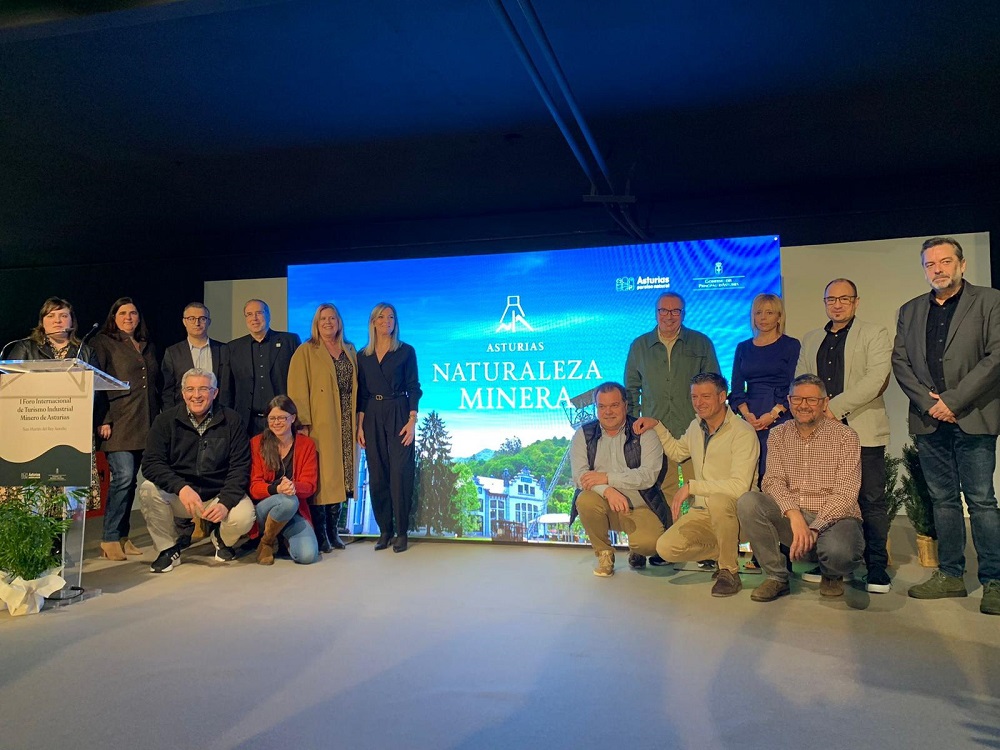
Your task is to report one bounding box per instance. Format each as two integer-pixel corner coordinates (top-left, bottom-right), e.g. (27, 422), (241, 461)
(0, 359), (128, 599)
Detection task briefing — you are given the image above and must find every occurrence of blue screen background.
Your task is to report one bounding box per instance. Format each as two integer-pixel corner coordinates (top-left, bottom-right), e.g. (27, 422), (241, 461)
(288, 235), (781, 457)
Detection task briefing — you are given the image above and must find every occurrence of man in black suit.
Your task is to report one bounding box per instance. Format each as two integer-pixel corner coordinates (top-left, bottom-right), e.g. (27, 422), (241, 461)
(161, 302), (231, 409)
(892, 237), (1000, 616)
(228, 299), (301, 436)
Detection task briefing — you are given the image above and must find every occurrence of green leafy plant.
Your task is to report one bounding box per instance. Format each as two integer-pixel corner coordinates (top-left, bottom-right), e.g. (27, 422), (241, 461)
(900, 443), (936, 539)
(0, 483), (76, 581)
(884, 452), (907, 529)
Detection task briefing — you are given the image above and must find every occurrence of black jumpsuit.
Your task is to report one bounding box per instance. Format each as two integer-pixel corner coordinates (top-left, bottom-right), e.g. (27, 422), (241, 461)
(357, 343), (421, 537)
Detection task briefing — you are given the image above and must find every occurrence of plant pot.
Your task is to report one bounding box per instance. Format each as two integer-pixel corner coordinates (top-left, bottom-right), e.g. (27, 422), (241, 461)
(915, 533), (939, 568)
(0, 570), (66, 616)
(885, 536), (893, 568)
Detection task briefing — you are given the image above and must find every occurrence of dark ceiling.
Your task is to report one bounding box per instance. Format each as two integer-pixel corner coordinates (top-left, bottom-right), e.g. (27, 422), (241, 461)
(3, 0), (999, 269)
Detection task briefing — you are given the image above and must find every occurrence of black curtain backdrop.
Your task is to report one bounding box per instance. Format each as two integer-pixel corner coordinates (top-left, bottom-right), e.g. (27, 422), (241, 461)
(2, 175), (998, 356)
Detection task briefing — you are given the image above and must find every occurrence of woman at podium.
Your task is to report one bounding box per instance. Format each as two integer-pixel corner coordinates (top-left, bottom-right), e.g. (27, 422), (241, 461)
(1, 297), (103, 512)
(93, 297), (161, 562)
(7, 297), (98, 365)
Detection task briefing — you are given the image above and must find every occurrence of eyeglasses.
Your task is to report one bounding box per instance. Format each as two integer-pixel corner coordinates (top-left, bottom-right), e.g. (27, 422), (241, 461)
(788, 396), (824, 406)
(182, 386), (214, 395)
(183, 316), (210, 324)
(267, 415), (292, 424)
(823, 295), (857, 306)
(656, 308), (684, 317)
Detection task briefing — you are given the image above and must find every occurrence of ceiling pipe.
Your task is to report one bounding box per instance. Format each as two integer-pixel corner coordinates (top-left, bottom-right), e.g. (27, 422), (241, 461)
(490, 0), (644, 240)
(489, 0), (599, 189)
(515, 0), (616, 195)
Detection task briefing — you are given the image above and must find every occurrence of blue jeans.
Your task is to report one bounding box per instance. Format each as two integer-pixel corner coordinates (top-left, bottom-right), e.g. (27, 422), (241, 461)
(915, 425), (1000, 584)
(737, 491), (864, 582)
(255, 495), (319, 565)
(103, 450), (142, 542)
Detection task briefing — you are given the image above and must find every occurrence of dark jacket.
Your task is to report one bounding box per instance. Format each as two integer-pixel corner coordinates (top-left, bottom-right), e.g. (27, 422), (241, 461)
(161, 338), (232, 409)
(141, 404), (250, 509)
(7, 339), (98, 367)
(93, 333), (161, 452)
(7, 340), (103, 427)
(228, 329), (301, 428)
(570, 414), (671, 528)
(892, 281), (1000, 435)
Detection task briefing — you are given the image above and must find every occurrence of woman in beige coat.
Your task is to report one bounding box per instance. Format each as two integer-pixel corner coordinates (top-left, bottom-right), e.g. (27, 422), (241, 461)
(287, 303), (358, 553)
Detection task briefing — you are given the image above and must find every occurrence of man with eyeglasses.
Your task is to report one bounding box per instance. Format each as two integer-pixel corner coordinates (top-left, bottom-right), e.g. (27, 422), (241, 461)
(737, 374), (863, 602)
(893, 237), (1000, 615)
(161, 302), (232, 409)
(796, 279), (892, 593)
(229, 299), (302, 436)
(138, 368), (255, 572)
(625, 292), (720, 513)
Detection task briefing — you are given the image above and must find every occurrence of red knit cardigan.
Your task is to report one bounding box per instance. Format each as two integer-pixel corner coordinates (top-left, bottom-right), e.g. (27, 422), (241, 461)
(249, 432), (318, 528)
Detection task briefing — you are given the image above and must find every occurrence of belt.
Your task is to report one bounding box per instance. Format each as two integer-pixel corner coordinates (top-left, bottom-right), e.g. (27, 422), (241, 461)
(372, 393), (407, 401)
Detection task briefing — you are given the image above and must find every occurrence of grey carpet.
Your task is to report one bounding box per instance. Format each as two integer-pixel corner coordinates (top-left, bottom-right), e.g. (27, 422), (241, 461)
(1, 517), (998, 750)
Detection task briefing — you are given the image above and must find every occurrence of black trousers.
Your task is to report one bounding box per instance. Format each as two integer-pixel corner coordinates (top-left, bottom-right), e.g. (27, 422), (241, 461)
(363, 400), (415, 537)
(860, 445), (889, 572)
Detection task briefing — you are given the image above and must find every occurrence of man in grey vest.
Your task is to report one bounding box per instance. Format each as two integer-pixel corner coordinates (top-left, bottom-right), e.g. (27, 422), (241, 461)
(570, 382), (669, 577)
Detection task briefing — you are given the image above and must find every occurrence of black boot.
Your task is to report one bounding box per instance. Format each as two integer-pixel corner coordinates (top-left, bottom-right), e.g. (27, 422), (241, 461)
(311, 504), (333, 553)
(327, 504), (346, 550)
(374, 528), (392, 550)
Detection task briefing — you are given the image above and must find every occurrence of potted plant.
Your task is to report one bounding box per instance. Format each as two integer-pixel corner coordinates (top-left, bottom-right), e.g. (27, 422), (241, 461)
(882, 451), (909, 567)
(0, 483), (77, 616)
(900, 443), (938, 568)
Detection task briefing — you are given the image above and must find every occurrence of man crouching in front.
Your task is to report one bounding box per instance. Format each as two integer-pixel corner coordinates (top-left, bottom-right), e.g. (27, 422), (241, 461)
(570, 382), (670, 577)
(737, 374), (864, 601)
(634, 372), (759, 597)
(138, 368), (255, 573)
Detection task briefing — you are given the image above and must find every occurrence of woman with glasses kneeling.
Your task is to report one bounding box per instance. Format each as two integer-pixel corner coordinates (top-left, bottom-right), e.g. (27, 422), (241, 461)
(248, 396), (320, 565)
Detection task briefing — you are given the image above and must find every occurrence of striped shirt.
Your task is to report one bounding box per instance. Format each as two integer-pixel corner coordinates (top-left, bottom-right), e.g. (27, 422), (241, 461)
(762, 418), (862, 532)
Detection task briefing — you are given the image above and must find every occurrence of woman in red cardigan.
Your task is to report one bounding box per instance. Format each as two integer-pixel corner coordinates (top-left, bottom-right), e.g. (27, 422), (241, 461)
(249, 395), (320, 565)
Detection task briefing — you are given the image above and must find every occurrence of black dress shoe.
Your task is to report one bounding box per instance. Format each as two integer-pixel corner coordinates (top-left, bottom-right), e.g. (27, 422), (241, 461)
(392, 535), (409, 553)
(374, 533), (391, 551)
(648, 554), (670, 567)
(628, 553), (647, 569)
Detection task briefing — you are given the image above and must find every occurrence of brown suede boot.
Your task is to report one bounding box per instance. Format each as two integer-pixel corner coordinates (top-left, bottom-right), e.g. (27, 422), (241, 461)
(257, 515), (288, 566)
(191, 517), (207, 540)
(100, 541), (127, 561)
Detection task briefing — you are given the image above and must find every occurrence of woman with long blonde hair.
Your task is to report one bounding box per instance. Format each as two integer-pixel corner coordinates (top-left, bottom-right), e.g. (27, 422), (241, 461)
(355, 303), (422, 553)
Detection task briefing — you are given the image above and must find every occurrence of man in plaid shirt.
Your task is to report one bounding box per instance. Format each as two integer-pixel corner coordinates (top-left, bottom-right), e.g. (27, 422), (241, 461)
(737, 373), (864, 601)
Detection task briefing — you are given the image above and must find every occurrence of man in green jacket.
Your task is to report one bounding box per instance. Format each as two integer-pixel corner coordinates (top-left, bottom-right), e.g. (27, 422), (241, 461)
(625, 292), (720, 505)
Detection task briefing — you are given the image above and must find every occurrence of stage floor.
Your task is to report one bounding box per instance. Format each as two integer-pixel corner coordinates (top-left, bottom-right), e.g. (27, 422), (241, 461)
(1, 515), (998, 750)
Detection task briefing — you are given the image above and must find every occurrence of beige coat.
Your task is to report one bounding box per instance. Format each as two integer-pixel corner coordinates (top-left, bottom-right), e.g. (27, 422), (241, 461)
(287, 341), (358, 505)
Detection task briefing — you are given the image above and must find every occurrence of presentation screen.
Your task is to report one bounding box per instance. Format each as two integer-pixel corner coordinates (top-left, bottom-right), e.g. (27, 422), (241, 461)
(288, 235), (781, 543)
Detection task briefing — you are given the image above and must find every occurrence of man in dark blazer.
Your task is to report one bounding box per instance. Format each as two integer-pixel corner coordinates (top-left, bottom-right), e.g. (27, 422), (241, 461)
(228, 298), (301, 437)
(892, 237), (1000, 616)
(161, 302), (231, 409)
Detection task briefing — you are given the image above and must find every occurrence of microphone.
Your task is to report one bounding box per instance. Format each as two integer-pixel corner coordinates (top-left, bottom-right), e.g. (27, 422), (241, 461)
(74, 323), (100, 359)
(0, 337), (27, 360)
